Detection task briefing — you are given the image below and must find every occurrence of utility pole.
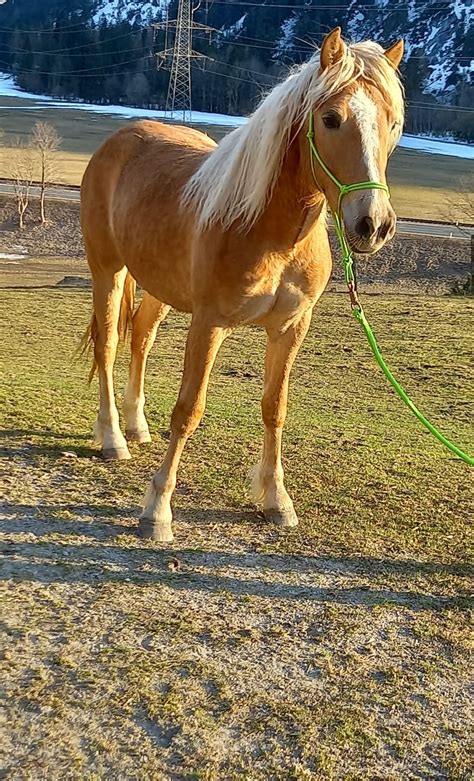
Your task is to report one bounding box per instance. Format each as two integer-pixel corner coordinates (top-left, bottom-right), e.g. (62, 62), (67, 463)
(154, 1), (213, 123)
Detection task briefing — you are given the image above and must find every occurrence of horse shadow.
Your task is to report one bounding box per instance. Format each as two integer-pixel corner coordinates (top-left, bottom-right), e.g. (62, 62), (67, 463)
(1, 498), (471, 613)
(1, 428), (95, 459)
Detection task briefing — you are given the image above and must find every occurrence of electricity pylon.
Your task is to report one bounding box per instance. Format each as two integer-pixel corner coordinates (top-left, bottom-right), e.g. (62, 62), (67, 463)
(154, 0), (213, 122)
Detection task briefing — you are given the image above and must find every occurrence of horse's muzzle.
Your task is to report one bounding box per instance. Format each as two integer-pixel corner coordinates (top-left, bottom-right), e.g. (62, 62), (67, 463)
(345, 207), (396, 254)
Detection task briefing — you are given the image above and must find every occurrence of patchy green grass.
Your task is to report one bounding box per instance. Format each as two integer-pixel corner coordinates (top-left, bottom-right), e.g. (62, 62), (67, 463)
(0, 93), (472, 220)
(1, 288), (473, 779)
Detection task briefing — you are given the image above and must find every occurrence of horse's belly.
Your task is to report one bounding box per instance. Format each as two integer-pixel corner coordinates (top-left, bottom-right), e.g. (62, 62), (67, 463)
(114, 214), (194, 312)
(127, 255), (193, 312)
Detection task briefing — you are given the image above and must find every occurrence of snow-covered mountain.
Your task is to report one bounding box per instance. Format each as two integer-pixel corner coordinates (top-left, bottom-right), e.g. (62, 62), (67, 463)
(0, 0), (471, 137)
(215, 0), (473, 107)
(345, 0), (473, 103)
(91, 0), (170, 27)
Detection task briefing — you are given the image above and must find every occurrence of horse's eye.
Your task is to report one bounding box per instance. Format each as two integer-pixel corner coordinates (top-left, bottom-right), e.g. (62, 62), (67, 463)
(323, 112), (341, 129)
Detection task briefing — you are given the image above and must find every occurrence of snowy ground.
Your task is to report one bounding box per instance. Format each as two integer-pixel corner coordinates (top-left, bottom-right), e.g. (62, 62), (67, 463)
(0, 74), (246, 129)
(1, 73), (473, 159)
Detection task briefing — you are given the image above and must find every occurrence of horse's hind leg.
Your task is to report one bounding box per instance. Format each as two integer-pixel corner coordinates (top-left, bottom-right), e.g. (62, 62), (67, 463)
(88, 262), (132, 461)
(123, 292), (170, 443)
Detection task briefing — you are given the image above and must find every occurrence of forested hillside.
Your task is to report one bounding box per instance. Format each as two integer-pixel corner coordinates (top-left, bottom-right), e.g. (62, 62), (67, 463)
(0, 0), (472, 139)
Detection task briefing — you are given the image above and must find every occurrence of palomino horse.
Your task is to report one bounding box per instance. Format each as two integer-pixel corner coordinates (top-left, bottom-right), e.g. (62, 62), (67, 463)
(81, 28), (404, 542)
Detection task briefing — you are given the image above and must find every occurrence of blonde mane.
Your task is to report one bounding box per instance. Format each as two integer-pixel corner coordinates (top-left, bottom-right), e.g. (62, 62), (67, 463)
(182, 40), (404, 231)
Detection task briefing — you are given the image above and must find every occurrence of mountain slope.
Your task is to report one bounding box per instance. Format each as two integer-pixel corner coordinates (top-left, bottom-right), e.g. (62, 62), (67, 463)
(0, 0), (472, 139)
(91, 0), (170, 27)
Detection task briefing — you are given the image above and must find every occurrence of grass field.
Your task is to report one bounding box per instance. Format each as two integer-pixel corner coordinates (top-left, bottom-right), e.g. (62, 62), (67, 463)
(0, 94), (473, 221)
(1, 286), (472, 779)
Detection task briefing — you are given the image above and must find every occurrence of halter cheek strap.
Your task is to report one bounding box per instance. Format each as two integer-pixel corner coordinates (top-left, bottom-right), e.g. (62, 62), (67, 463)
(305, 111), (473, 467)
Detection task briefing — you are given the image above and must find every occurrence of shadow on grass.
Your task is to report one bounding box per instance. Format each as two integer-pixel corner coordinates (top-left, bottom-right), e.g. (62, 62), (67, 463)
(1, 429), (90, 441)
(1, 501), (471, 612)
(1, 427), (96, 459)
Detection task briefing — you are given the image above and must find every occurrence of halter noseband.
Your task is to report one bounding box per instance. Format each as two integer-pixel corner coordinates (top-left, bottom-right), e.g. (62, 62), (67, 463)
(306, 111), (389, 307)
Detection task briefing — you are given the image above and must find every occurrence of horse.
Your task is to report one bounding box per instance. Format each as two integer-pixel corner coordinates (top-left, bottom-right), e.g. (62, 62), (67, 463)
(80, 28), (404, 542)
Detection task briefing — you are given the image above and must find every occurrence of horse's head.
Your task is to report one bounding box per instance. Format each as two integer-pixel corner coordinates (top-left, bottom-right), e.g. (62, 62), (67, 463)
(307, 28), (404, 254)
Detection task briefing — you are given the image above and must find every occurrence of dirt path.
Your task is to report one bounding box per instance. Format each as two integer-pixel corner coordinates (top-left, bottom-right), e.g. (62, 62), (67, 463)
(0, 196), (471, 294)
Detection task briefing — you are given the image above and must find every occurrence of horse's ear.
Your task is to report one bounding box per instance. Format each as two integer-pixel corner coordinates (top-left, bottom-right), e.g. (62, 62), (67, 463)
(384, 39), (404, 69)
(320, 28), (345, 70)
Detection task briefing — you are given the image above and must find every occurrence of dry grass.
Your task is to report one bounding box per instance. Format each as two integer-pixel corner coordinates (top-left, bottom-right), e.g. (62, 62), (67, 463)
(1, 286), (472, 779)
(0, 94), (472, 220)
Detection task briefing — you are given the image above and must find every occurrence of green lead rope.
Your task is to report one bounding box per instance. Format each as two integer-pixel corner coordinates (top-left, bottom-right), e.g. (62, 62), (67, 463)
(307, 113), (473, 467)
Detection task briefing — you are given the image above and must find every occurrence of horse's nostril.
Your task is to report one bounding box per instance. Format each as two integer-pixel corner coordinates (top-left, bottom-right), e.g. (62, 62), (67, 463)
(378, 219), (393, 241)
(355, 216), (376, 241)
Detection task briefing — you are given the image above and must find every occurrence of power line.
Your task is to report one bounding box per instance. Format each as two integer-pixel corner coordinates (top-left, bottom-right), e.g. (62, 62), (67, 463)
(407, 101), (474, 113)
(196, 32), (473, 61)
(210, 57), (279, 82)
(0, 62), (158, 79)
(0, 0), (456, 34)
(0, 29), (150, 55)
(0, 54), (151, 76)
(207, 1), (452, 9)
(0, 20), (105, 34)
(2, 31), (471, 62)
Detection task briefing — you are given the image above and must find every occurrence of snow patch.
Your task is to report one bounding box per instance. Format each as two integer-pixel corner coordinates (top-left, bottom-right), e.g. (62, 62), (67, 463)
(92, 0), (170, 26)
(453, 0), (473, 33)
(398, 134), (474, 159)
(0, 73), (472, 158)
(0, 72), (247, 127)
(274, 15), (299, 61)
(219, 14), (247, 41)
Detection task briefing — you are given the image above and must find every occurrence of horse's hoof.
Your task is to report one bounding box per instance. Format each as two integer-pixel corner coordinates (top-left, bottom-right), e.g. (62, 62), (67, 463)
(101, 447), (132, 461)
(264, 507), (299, 528)
(126, 429), (152, 444)
(138, 517), (174, 543)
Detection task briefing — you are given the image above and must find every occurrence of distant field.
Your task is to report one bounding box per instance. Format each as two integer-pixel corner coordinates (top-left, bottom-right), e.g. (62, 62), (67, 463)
(0, 93), (472, 221)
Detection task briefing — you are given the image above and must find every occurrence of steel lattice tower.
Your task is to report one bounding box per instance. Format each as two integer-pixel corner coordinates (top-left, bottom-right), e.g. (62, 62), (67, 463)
(154, 1), (213, 123)
(167, 0), (192, 119)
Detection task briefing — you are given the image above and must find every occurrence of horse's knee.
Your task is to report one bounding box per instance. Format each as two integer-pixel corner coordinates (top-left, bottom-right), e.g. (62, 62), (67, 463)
(261, 396), (285, 430)
(171, 399), (204, 438)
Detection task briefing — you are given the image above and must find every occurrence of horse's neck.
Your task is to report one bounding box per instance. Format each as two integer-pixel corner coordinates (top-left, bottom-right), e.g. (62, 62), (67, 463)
(253, 136), (326, 248)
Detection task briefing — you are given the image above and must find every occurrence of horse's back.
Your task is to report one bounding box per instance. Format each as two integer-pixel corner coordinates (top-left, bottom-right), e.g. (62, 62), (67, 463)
(81, 120), (215, 235)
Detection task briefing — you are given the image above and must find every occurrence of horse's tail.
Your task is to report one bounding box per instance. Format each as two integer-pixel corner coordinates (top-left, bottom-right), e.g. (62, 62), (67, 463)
(79, 312), (98, 384)
(79, 271), (136, 384)
(118, 271), (136, 345)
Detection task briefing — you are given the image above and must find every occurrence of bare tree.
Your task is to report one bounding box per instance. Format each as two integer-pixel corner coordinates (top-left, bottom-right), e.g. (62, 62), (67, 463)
(10, 139), (34, 229)
(31, 121), (62, 224)
(444, 175), (474, 295)
(443, 175), (474, 235)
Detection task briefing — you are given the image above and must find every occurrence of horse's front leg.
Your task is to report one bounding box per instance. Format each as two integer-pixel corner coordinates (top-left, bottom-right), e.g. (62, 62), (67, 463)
(139, 313), (228, 542)
(251, 309), (312, 527)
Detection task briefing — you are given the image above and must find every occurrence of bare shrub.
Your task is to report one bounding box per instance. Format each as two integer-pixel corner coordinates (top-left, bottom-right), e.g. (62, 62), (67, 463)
(444, 176), (473, 295)
(9, 139), (35, 229)
(31, 121), (62, 224)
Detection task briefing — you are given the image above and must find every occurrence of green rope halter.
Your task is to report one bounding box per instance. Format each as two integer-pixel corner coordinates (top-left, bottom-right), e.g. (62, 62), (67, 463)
(307, 112), (473, 467)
